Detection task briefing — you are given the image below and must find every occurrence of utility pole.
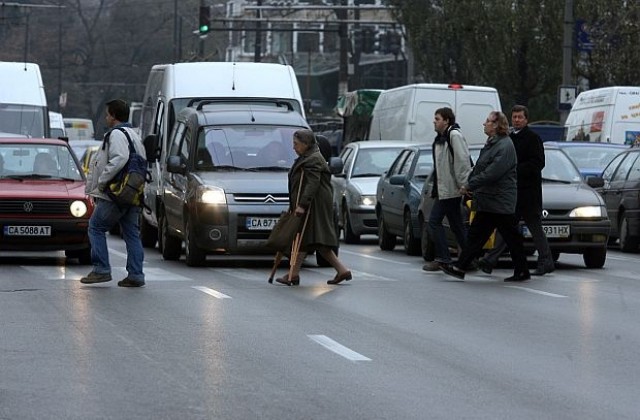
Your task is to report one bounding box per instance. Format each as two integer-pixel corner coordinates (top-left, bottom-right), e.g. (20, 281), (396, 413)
(254, 0), (262, 62)
(560, 0), (574, 125)
(336, 0), (349, 96)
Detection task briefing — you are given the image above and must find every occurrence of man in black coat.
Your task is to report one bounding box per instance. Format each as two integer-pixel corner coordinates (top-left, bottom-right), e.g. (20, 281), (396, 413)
(479, 105), (554, 276)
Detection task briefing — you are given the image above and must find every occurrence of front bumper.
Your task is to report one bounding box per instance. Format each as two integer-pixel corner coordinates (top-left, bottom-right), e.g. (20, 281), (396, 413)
(523, 219), (611, 254)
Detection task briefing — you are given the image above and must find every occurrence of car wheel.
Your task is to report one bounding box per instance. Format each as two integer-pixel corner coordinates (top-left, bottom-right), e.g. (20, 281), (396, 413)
(160, 210), (181, 261)
(184, 217), (206, 267)
(583, 247), (606, 268)
(619, 214), (639, 253)
(139, 213), (158, 248)
(342, 207), (360, 244)
(316, 246), (338, 267)
(403, 211), (421, 256)
(551, 250), (560, 262)
(378, 213), (396, 251)
(65, 247), (91, 265)
(421, 218), (435, 262)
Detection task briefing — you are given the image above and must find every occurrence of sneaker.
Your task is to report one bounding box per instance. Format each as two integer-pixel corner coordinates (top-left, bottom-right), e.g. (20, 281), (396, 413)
(117, 278), (145, 287)
(440, 263), (465, 280)
(80, 272), (112, 284)
(422, 261), (441, 272)
(477, 259), (493, 274)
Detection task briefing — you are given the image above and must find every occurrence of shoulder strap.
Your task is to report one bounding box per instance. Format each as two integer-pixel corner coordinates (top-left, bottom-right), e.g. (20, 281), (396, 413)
(102, 127), (135, 153)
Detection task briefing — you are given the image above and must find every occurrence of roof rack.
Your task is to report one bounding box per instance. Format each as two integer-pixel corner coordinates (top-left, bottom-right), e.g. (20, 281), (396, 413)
(186, 97), (294, 112)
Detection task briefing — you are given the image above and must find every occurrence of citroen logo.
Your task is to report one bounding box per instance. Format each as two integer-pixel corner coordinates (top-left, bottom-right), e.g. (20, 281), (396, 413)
(23, 201), (34, 213)
(263, 194), (276, 203)
(542, 209), (549, 218)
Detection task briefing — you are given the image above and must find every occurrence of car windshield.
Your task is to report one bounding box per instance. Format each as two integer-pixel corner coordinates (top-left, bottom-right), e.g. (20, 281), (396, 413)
(560, 145), (627, 172)
(196, 126), (300, 171)
(0, 104), (46, 138)
(352, 147), (404, 177)
(0, 143), (83, 181)
(542, 149), (582, 183)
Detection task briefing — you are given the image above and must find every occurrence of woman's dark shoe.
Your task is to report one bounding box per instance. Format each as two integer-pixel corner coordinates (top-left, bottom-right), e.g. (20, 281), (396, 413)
(440, 263), (465, 280)
(504, 271), (531, 282)
(327, 271), (352, 285)
(276, 274), (300, 286)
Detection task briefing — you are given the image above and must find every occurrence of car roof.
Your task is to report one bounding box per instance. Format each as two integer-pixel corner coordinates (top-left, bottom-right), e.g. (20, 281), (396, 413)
(179, 103), (309, 127)
(348, 140), (416, 149)
(0, 137), (71, 146)
(545, 141), (629, 149)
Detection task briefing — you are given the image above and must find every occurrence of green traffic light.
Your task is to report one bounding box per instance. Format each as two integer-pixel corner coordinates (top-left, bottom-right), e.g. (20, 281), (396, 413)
(200, 25), (209, 33)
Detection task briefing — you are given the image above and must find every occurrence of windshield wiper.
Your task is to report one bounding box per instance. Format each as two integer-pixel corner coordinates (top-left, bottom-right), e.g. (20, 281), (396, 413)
(245, 166), (289, 171)
(542, 177), (572, 184)
(351, 173), (382, 178)
(6, 174), (53, 180)
(211, 165), (256, 172)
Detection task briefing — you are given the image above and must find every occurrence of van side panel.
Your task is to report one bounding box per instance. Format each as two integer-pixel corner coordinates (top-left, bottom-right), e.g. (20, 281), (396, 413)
(455, 89), (501, 144)
(612, 89), (640, 144)
(369, 88), (412, 140)
(413, 97), (454, 142)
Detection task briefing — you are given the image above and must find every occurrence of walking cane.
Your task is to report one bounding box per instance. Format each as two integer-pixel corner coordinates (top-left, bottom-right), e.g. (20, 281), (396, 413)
(288, 209), (311, 280)
(267, 251), (284, 284)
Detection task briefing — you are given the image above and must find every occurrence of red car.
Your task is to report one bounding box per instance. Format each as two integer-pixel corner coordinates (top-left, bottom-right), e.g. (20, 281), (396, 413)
(0, 138), (94, 263)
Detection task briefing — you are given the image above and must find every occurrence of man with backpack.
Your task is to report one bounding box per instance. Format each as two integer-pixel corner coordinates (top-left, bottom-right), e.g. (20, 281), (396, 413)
(423, 107), (473, 272)
(80, 99), (147, 287)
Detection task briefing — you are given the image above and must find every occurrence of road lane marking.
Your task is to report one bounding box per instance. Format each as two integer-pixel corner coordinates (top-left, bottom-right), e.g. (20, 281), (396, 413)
(505, 286), (567, 298)
(339, 249), (412, 264)
(192, 286), (232, 299)
(308, 335), (371, 361)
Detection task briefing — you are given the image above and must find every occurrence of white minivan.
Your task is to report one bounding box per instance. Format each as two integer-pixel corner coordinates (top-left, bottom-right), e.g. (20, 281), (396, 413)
(368, 83), (502, 145)
(0, 62), (49, 138)
(565, 86), (640, 145)
(139, 61), (306, 247)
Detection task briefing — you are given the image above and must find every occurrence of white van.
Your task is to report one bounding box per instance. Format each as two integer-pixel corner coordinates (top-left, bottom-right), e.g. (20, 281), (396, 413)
(49, 111), (66, 138)
(0, 62), (49, 138)
(368, 83), (502, 145)
(63, 118), (95, 140)
(565, 86), (640, 145)
(139, 61), (306, 247)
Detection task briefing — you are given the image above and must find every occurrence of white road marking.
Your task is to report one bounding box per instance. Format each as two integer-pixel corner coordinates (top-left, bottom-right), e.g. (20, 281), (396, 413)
(505, 286), (567, 298)
(339, 249), (412, 264)
(192, 286), (232, 299)
(308, 335), (371, 361)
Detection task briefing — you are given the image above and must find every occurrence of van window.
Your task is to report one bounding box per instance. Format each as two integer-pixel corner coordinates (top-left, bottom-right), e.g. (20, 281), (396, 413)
(0, 104), (46, 138)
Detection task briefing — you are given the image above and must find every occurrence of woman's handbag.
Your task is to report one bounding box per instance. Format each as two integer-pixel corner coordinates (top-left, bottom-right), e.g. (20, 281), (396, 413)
(266, 171), (305, 252)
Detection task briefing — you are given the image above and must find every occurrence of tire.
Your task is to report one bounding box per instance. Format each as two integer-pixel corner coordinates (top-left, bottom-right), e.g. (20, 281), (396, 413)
(184, 217), (206, 267)
(316, 246), (338, 267)
(139, 213), (158, 248)
(403, 211), (421, 256)
(421, 219), (435, 261)
(378, 213), (396, 251)
(619, 214), (639, 253)
(583, 247), (606, 268)
(65, 247), (91, 265)
(342, 207), (360, 244)
(160, 210), (181, 261)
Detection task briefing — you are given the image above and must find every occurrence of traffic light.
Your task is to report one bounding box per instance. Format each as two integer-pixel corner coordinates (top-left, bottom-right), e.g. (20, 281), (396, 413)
(199, 6), (210, 35)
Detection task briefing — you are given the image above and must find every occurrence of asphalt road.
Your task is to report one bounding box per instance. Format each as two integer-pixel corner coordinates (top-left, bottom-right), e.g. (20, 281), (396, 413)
(1, 237), (639, 419)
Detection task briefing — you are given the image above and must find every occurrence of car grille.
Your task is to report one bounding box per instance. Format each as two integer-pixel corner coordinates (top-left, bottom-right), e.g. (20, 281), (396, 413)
(0, 200), (70, 215)
(233, 193), (289, 204)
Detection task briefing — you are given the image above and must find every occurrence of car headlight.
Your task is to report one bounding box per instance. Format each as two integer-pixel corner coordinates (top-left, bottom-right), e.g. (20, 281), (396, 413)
(70, 200), (88, 217)
(569, 206), (605, 218)
(197, 186), (226, 204)
(359, 195), (377, 206)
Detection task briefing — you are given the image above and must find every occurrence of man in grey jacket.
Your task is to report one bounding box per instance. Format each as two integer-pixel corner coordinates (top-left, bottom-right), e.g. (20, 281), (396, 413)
(441, 111), (530, 282)
(80, 99), (146, 287)
(423, 107), (472, 271)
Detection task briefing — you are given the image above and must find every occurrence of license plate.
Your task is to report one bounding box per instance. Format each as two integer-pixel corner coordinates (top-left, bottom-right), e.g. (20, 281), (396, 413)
(522, 225), (570, 238)
(245, 217), (279, 230)
(4, 225), (52, 236)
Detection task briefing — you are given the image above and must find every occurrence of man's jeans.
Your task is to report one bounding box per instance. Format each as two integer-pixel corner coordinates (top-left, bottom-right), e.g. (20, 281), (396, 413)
(88, 198), (144, 281)
(428, 197), (466, 264)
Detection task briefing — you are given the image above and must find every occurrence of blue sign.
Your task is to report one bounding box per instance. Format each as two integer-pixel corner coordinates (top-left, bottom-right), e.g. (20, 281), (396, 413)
(576, 19), (594, 52)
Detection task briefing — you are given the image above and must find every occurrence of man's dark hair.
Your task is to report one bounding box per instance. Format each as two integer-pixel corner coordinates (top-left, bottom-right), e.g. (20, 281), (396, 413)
(511, 104), (529, 119)
(435, 107), (456, 125)
(315, 134), (332, 162)
(106, 99), (130, 122)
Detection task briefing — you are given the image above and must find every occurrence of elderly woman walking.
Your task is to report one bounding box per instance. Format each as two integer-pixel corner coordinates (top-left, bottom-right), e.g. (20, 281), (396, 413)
(275, 129), (352, 286)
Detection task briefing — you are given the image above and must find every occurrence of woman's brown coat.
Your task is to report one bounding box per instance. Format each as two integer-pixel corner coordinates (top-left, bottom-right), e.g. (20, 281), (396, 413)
(288, 145), (338, 251)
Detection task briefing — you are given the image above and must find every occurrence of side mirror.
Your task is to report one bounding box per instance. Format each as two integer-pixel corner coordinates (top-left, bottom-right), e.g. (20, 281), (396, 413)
(389, 174), (406, 185)
(586, 175), (605, 188)
(58, 136), (69, 142)
(143, 134), (159, 163)
(328, 156), (344, 175)
(166, 155), (186, 175)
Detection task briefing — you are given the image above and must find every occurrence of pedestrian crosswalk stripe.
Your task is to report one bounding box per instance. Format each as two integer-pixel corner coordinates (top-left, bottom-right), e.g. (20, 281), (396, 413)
(308, 335), (371, 361)
(192, 286), (232, 299)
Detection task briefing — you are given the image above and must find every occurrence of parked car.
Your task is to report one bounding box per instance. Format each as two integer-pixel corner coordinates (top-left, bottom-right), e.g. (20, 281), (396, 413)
(597, 147), (640, 252)
(0, 138), (93, 263)
(376, 144), (433, 255)
(332, 141), (411, 243)
(419, 143), (610, 268)
(547, 141), (628, 178)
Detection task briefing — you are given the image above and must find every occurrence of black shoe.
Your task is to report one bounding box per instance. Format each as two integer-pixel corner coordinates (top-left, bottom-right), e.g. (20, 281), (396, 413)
(533, 261), (555, 276)
(117, 278), (145, 287)
(477, 259), (493, 274)
(327, 271), (352, 285)
(504, 271), (531, 282)
(80, 272), (112, 284)
(440, 263), (465, 280)
(276, 274), (300, 286)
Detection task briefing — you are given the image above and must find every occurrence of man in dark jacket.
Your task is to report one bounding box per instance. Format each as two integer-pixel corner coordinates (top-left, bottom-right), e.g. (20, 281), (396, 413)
(478, 105), (554, 276)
